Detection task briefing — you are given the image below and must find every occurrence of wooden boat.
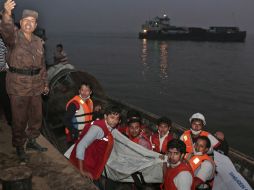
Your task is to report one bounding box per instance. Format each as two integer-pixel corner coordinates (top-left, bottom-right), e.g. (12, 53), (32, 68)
(43, 64), (254, 188)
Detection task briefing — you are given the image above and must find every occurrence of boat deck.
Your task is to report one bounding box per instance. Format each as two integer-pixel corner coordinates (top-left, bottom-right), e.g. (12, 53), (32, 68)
(0, 113), (97, 190)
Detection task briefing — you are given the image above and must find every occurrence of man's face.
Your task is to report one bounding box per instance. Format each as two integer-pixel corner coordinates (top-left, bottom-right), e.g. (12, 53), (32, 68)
(167, 148), (183, 165)
(191, 120), (203, 132)
(158, 123), (170, 137)
(195, 139), (208, 154)
(79, 85), (92, 99)
(56, 46), (63, 52)
(128, 122), (141, 138)
(20, 16), (37, 34)
(104, 113), (120, 128)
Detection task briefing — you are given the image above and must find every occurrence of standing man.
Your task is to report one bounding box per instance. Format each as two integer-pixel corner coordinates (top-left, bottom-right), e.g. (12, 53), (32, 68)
(69, 105), (121, 189)
(2, 0), (49, 162)
(180, 113), (220, 155)
(64, 82), (93, 144)
(162, 139), (194, 190)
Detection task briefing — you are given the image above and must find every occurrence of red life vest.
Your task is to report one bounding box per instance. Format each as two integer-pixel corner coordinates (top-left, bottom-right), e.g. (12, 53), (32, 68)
(69, 119), (113, 180)
(151, 133), (174, 154)
(65, 95), (93, 142)
(181, 130), (209, 154)
(163, 162), (194, 190)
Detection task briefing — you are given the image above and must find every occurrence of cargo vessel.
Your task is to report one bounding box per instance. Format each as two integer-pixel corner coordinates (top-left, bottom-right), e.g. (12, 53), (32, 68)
(138, 14), (247, 42)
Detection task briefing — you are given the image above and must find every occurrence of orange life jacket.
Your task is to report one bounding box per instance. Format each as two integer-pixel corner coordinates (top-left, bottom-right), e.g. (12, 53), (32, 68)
(65, 95), (93, 141)
(188, 154), (215, 188)
(182, 130), (209, 154)
(69, 119), (113, 180)
(162, 161), (194, 190)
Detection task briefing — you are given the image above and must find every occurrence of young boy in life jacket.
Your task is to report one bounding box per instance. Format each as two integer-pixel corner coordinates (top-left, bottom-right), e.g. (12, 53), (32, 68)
(187, 136), (216, 190)
(162, 139), (194, 190)
(64, 82), (93, 145)
(151, 116), (174, 154)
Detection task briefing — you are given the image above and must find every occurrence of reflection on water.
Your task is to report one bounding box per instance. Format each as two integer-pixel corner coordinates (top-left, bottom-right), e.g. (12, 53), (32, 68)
(140, 40), (169, 80)
(140, 39), (149, 77)
(159, 41), (169, 80)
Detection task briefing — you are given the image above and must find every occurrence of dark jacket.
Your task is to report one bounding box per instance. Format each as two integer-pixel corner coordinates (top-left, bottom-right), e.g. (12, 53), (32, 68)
(0, 14), (47, 96)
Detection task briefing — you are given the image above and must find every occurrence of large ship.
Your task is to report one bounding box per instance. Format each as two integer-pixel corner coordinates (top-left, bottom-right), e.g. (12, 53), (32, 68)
(139, 14), (247, 42)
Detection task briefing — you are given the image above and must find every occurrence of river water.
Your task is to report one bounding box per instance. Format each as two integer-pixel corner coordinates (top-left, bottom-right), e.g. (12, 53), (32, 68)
(46, 32), (254, 157)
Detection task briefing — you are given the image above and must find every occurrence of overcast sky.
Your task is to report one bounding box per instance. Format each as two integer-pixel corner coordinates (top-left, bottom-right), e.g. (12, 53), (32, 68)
(2, 0), (254, 34)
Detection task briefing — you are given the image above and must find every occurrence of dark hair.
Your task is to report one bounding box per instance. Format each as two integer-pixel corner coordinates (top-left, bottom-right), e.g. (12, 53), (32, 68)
(157, 116), (172, 126)
(104, 105), (121, 116)
(126, 110), (141, 120)
(127, 118), (141, 125)
(79, 82), (92, 91)
(167, 139), (186, 154)
(56, 44), (63, 48)
(197, 136), (211, 149)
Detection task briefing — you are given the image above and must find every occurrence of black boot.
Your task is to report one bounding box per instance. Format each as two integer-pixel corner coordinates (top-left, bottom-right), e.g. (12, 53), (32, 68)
(16, 147), (28, 162)
(26, 139), (48, 152)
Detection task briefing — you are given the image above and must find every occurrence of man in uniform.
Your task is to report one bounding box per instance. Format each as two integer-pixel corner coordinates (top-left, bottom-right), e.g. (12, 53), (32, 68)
(2, 0), (49, 162)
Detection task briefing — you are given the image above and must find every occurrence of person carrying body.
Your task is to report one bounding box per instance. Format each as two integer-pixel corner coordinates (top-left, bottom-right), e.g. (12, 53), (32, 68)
(69, 105), (121, 189)
(180, 113), (220, 155)
(151, 116), (174, 154)
(64, 82), (93, 144)
(1, 0), (49, 162)
(53, 43), (68, 65)
(162, 139), (194, 190)
(187, 136), (216, 190)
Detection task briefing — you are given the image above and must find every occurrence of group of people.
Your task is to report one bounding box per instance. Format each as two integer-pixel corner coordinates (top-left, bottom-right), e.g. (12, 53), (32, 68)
(0, 1), (229, 189)
(65, 83), (229, 190)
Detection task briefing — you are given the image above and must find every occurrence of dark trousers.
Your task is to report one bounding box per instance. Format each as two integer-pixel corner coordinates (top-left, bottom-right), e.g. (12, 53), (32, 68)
(0, 71), (12, 124)
(10, 95), (42, 147)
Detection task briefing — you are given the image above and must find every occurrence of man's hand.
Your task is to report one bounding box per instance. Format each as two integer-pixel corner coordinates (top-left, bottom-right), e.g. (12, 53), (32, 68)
(4, 0), (16, 16)
(80, 170), (93, 180)
(42, 86), (49, 95)
(78, 159), (93, 180)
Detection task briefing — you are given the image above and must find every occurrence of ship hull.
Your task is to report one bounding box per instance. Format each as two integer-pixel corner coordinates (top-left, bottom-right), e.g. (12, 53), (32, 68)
(139, 30), (247, 42)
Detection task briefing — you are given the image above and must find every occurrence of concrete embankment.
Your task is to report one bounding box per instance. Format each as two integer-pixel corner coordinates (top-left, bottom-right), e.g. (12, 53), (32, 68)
(0, 115), (97, 190)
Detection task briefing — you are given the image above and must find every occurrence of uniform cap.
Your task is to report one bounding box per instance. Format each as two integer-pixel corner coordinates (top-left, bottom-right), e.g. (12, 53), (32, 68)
(189, 113), (206, 126)
(22, 9), (38, 19)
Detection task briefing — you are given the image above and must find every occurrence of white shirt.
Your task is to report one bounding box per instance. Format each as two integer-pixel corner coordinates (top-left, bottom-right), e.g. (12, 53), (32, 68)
(76, 121), (112, 160)
(174, 171), (193, 190)
(195, 160), (215, 182)
(159, 131), (169, 152)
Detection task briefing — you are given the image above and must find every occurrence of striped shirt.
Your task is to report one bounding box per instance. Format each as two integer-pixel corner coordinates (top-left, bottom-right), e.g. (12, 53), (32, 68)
(0, 37), (7, 69)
